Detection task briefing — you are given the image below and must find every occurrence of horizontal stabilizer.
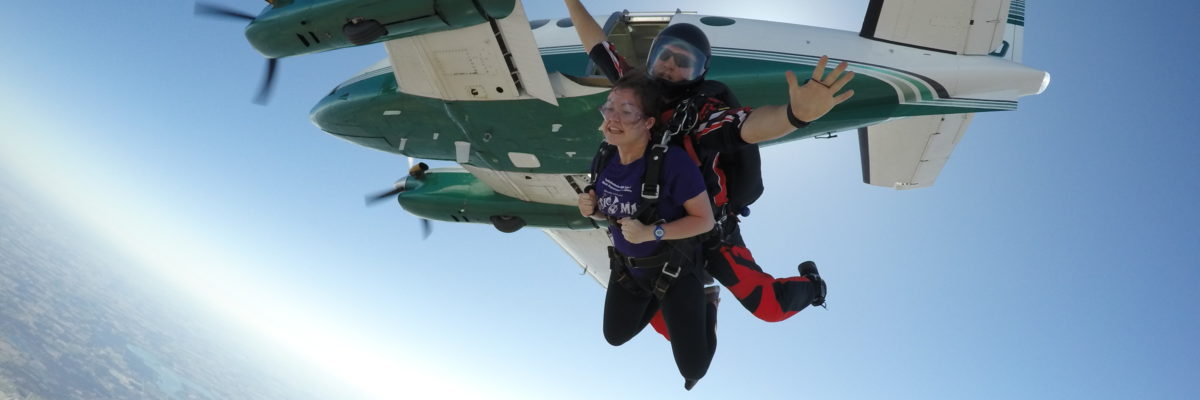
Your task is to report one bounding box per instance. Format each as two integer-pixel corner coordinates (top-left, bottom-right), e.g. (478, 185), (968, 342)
(860, 0), (1011, 55)
(859, 113), (974, 190)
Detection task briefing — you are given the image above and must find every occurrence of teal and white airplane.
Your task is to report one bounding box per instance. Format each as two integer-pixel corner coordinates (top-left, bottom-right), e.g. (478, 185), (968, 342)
(203, 0), (1048, 284)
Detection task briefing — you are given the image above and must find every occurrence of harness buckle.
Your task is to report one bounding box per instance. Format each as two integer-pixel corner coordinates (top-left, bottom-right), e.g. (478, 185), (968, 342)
(661, 262), (681, 278)
(640, 183), (660, 200)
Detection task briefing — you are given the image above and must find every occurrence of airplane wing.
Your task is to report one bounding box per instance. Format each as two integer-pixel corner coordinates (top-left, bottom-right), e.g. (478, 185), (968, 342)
(383, 0), (557, 105)
(858, 113), (974, 190)
(543, 228), (612, 287)
(860, 0), (1011, 55)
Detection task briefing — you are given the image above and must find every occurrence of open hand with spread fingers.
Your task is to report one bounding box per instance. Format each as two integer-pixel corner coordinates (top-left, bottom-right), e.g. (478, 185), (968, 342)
(787, 56), (856, 124)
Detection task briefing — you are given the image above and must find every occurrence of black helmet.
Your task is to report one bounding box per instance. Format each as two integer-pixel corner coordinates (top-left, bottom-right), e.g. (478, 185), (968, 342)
(645, 23), (711, 86)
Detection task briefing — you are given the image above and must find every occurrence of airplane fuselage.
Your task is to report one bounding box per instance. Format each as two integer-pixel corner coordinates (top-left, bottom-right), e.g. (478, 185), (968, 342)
(308, 12), (1048, 231)
(313, 14), (1044, 170)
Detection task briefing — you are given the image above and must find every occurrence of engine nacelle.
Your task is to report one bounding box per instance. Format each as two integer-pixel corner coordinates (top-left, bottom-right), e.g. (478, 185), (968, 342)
(396, 168), (599, 232)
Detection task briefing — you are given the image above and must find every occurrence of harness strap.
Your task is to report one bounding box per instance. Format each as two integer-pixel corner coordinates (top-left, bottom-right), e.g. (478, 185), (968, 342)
(607, 246), (654, 298)
(607, 246), (671, 268)
(640, 144), (668, 201)
(588, 143), (616, 187)
(652, 263), (682, 299)
(607, 245), (677, 300)
(607, 236), (705, 301)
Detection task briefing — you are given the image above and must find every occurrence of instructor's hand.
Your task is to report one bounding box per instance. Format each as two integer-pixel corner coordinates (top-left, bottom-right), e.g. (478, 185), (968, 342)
(787, 55), (855, 123)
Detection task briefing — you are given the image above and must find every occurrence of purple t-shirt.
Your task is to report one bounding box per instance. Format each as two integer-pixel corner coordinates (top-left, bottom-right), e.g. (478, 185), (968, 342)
(595, 145), (706, 258)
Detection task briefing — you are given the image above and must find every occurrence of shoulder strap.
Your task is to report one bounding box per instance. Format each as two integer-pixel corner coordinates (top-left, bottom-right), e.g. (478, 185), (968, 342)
(633, 143), (668, 225)
(632, 89), (709, 225)
(588, 142), (616, 188)
(585, 142), (618, 220)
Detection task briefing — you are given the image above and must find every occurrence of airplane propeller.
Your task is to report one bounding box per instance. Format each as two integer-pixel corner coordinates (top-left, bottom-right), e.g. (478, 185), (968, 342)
(365, 162), (432, 239)
(364, 185), (405, 205)
(194, 3), (257, 21)
(418, 219), (432, 240)
(194, 2), (279, 105)
(254, 58), (279, 105)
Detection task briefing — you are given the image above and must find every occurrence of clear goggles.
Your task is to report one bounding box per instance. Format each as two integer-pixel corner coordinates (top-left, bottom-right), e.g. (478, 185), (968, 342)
(598, 101), (646, 124)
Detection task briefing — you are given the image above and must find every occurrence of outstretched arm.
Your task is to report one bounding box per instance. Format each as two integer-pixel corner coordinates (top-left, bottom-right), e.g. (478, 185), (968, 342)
(564, 0), (606, 51)
(740, 56), (856, 144)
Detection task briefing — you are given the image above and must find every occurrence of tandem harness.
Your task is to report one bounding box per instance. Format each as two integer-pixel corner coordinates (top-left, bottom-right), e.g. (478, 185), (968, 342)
(606, 245), (688, 299)
(667, 81), (762, 249)
(586, 95), (708, 300)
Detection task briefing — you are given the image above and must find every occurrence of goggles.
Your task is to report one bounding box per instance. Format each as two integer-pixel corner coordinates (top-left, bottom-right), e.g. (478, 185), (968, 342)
(646, 39), (707, 83)
(598, 101), (646, 124)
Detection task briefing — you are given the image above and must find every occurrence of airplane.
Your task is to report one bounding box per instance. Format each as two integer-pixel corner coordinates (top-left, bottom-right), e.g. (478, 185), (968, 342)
(201, 0), (1049, 285)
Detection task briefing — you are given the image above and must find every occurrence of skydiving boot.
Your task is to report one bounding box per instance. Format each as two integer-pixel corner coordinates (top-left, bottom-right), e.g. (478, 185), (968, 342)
(798, 261), (827, 308)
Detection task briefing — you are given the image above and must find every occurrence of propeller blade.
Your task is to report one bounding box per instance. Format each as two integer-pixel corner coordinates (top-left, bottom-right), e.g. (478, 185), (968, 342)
(253, 58), (279, 105)
(364, 173), (430, 239)
(364, 187), (404, 206)
(194, 3), (257, 21)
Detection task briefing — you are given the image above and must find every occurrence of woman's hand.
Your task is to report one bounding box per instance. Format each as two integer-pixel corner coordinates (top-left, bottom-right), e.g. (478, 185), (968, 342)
(618, 217), (653, 244)
(578, 189), (597, 217)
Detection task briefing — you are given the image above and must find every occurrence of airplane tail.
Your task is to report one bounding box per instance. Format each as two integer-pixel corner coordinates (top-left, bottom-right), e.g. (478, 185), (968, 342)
(990, 0), (1025, 62)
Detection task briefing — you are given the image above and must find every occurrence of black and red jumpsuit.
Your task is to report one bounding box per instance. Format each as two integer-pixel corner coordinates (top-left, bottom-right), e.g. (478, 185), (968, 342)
(589, 41), (820, 326)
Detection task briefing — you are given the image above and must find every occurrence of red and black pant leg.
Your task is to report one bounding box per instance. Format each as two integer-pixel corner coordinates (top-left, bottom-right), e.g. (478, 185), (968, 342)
(704, 225), (816, 322)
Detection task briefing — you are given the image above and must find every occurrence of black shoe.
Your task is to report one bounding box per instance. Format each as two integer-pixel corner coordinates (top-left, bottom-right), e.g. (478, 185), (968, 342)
(798, 261), (826, 308)
(684, 378), (698, 391)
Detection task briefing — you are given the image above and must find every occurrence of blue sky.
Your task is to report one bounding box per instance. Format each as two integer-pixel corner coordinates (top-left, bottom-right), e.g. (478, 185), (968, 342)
(1, 0), (1198, 399)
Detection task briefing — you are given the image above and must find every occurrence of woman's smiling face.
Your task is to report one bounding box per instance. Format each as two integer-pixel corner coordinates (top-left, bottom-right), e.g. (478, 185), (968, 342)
(599, 88), (654, 147)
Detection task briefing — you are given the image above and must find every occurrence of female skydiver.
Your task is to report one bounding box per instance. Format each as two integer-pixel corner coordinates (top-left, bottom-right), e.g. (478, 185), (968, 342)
(577, 72), (716, 390)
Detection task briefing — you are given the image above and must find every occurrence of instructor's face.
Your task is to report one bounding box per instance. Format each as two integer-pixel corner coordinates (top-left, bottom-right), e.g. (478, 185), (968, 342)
(650, 44), (697, 83)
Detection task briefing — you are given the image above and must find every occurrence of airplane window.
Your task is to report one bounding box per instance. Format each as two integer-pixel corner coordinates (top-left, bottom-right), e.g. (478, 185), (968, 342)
(556, 18), (574, 28)
(700, 17), (735, 26)
(530, 19), (550, 29)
